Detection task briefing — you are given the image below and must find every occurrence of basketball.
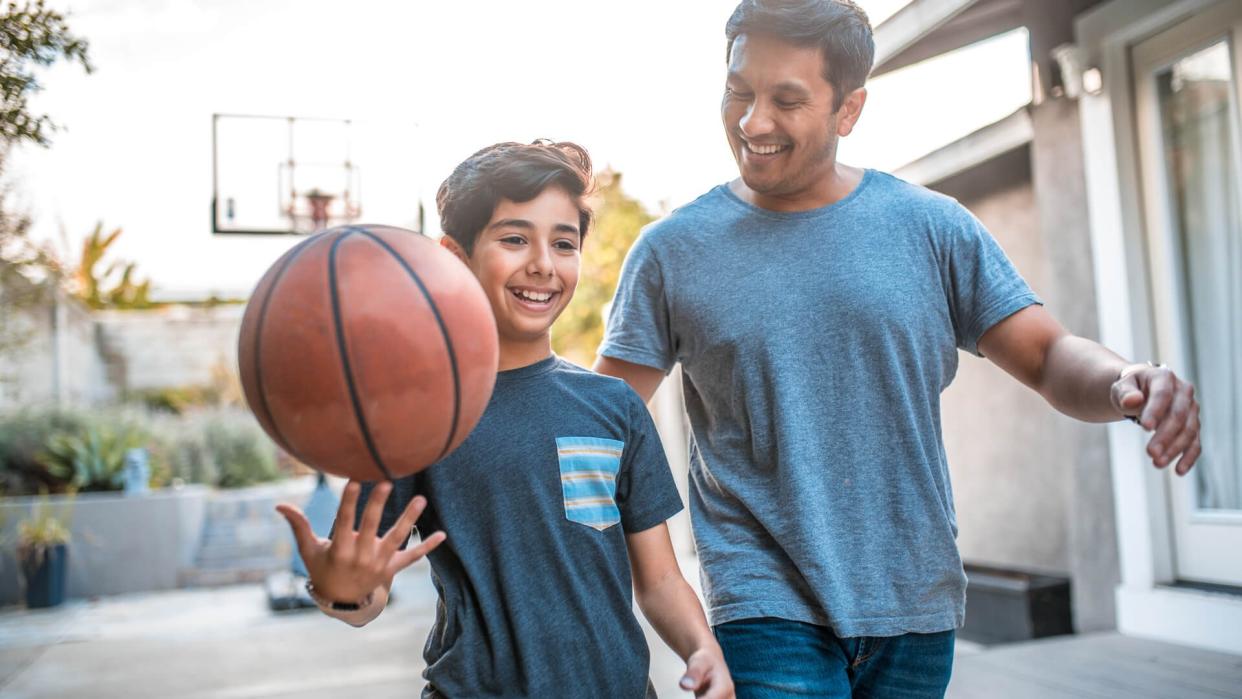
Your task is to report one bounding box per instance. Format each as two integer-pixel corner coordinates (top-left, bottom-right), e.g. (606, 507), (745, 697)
(238, 224), (498, 481)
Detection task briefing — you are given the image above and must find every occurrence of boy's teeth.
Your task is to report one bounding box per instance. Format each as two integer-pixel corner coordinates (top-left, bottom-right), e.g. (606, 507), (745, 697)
(516, 289), (552, 302)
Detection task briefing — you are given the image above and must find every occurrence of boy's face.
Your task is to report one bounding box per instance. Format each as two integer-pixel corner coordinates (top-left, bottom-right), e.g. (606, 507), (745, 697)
(447, 187), (581, 346)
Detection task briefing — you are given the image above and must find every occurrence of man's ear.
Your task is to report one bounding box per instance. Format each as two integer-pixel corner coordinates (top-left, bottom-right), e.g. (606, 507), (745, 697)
(835, 87), (867, 137)
(439, 235), (470, 265)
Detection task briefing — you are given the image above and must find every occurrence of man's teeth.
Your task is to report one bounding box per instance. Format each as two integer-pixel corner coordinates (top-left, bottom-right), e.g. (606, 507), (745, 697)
(515, 289), (553, 302)
(748, 143), (787, 155)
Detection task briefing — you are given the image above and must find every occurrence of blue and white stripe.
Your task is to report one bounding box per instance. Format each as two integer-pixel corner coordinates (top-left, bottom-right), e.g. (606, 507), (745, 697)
(556, 436), (624, 531)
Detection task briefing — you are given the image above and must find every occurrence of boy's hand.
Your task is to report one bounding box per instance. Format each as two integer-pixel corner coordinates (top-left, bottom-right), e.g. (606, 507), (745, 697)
(679, 646), (734, 699)
(276, 481), (446, 604)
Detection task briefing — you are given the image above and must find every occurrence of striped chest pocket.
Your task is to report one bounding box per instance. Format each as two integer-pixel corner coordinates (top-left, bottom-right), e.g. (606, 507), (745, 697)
(556, 437), (624, 531)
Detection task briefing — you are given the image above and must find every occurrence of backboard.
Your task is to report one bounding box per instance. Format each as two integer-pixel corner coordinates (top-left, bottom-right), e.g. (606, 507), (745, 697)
(212, 114), (363, 235)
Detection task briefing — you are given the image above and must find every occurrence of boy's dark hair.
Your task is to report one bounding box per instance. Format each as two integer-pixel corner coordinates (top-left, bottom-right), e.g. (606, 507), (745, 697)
(436, 139), (594, 255)
(725, 0), (874, 111)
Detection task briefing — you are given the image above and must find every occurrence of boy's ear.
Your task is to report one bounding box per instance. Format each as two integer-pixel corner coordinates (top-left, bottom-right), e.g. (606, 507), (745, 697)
(439, 235), (470, 265)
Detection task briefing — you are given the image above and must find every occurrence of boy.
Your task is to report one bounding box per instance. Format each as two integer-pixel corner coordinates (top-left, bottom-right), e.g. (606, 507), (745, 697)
(277, 140), (733, 699)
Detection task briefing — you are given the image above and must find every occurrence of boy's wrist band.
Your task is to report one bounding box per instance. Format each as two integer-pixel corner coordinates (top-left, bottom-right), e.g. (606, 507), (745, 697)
(305, 579), (373, 612)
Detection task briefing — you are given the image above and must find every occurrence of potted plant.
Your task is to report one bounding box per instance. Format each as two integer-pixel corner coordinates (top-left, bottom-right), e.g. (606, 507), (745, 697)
(16, 491), (73, 608)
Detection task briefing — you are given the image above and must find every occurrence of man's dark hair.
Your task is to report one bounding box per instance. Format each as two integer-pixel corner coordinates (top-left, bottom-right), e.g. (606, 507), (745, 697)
(725, 0), (875, 111)
(436, 139), (594, 255)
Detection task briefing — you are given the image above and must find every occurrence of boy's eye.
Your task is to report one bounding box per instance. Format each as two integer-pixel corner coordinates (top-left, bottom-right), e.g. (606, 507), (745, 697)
(554, 239), (579, 251)
(499, 235), (525, 245)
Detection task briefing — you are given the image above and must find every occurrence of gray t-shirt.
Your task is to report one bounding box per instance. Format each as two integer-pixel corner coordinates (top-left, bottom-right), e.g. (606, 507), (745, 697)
(600, 170), (1040, 638)
(362, 356), (683, 698)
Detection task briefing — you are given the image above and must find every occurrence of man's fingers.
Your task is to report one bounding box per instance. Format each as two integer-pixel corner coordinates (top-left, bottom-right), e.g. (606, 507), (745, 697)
(332, 481), (363, 541)
(382, 495), (429, 552)
(1156, 408), (1199, 469)
(1174, 439), (1201, 476)
(389, 530), (447, 574)
(275, 504), (319, 553)
(359, 481), (392, 540)
(1138, 371), (1175, 430)
(1147, 385), (1190, 465)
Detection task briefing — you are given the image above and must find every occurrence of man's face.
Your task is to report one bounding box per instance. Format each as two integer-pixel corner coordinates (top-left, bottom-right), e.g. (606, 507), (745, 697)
(722, 33), (843, 199)
(458, 187), (581, 346)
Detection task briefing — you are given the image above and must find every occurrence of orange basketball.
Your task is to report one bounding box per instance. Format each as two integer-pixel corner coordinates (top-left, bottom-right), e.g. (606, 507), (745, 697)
(238, 224), (498, 481)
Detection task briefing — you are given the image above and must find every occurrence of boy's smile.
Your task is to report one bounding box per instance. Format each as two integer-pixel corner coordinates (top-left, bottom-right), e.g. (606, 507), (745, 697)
(443, 187), (581, 369)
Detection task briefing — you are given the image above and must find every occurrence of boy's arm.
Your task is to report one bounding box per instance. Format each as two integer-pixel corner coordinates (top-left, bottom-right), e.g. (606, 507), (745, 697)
(627, 523), (733, 699)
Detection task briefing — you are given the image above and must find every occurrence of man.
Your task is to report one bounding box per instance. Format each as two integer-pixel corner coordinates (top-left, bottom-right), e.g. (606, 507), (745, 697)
(594, 1), (1201, 697)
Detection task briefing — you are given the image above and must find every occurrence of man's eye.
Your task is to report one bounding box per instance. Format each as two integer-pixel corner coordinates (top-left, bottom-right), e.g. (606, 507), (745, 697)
(776, 101), (800, 109)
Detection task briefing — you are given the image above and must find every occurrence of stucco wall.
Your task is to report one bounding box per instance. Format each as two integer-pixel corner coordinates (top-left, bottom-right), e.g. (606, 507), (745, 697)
(95, 305), (243, 393)
(935, 164), (1075, 575)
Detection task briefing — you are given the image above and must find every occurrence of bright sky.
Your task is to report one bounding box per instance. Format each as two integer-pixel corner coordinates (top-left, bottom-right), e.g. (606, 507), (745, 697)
(12, 0), (1031, 299)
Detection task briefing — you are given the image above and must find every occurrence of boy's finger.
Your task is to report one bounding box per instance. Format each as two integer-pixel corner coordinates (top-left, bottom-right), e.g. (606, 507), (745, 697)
(359, 481), (393, 540)
(275, 504), (317, 552)
(390, 530), (447, 574)
(680, 654), (709, 692)
(382, 495), (429, 552)
(332, 481), (363, 541)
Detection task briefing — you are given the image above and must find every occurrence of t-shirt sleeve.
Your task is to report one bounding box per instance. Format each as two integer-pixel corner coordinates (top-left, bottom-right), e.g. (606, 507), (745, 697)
(615, 389), (684, 533)
(940, 202), (1042, 356)
(352, 475), (421, 551)
(599, 228), (678, 373)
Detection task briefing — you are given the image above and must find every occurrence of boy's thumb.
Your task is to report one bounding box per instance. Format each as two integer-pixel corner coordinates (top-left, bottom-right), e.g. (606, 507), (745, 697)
(680, 654), (709, 691)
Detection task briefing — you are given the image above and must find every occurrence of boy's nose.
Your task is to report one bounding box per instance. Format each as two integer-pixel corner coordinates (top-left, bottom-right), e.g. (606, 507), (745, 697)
(526, 246), (554, 276)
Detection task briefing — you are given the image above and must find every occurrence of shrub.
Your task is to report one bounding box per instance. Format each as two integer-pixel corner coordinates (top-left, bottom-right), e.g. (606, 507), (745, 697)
(161, 408), (282, 489)
(0, 406), (91, 495)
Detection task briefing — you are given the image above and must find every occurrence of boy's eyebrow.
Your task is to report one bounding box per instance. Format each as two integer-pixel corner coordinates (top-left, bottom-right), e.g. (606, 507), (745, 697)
(489, 218), (580, 235)
(488, 218), (535, 231)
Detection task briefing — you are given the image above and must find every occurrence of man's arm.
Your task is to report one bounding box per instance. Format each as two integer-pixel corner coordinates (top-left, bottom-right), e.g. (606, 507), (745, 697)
(978, 305), (1201, 474)
(627, 523), (733, 699)
(594, 356), (666, 404)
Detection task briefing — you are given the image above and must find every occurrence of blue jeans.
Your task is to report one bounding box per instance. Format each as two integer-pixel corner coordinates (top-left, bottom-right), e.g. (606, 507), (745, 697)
(714, 617), (955, 698)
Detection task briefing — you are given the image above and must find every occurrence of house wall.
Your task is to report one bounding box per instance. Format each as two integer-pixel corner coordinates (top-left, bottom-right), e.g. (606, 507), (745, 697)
(933, 149), (1075, 577)
(0, 291), (113, 410)
(95, 305), (244, 394)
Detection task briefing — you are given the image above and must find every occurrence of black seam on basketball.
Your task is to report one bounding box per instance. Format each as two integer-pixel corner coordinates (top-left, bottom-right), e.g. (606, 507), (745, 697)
(353, 228), (462, 461)
(330, 229), (396, 482)
(253, 234), (321, 463)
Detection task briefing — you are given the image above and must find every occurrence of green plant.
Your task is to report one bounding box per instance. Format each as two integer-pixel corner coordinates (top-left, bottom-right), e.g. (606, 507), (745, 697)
(16, 489), (73, 565)
(0, 406), (90, 494)
(41, 415), (149, 492)
(160, 408), (283, 488)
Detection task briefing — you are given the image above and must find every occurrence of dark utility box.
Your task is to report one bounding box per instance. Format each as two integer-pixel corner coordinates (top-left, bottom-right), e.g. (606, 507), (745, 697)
(960, 563), (1073, 644)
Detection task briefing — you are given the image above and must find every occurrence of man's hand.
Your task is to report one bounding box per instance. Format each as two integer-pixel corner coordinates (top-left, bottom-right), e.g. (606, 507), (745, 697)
(276, 481), (446, 604)
(1111, 364), (1201, 475)
(680, 645), (735, 699)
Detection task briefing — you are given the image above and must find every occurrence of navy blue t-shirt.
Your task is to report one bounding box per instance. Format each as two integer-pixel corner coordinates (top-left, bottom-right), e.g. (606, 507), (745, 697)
(361, 355), (683, 698)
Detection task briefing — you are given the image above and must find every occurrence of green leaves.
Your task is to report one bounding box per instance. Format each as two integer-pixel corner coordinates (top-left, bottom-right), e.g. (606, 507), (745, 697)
(0, 0), (93, 148)
(42, 418), (148, 492)
(71, 222), (154, 309)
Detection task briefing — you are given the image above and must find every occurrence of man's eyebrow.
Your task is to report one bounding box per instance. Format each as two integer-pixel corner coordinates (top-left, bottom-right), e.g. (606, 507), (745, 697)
(773, 81), (811, 95)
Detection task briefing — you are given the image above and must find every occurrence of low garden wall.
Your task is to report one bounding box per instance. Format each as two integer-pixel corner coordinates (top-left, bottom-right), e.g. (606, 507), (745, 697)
(0, 476), (316, 605)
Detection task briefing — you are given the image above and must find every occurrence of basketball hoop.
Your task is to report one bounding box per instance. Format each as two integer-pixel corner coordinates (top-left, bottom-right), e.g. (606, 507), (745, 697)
(284, 186), (361, 233)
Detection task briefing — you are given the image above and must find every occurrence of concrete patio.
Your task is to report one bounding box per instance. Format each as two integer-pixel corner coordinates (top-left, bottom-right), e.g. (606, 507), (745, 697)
(0, 560), (1239, 698)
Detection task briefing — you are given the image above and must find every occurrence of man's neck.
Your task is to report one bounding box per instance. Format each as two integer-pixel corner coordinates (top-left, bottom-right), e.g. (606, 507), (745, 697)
(732, 163), (865, 213)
